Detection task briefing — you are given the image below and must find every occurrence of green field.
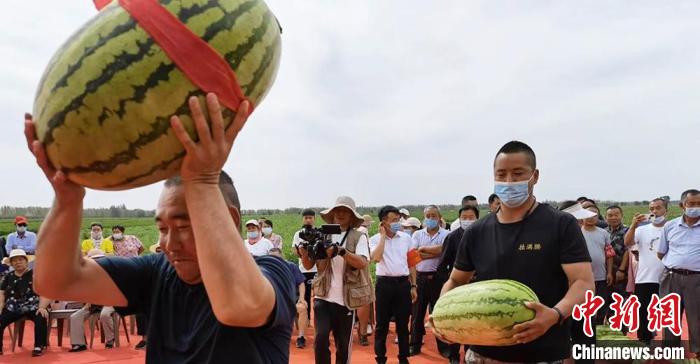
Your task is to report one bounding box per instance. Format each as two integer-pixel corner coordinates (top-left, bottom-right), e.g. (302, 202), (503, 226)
(0, 204), (685, 263)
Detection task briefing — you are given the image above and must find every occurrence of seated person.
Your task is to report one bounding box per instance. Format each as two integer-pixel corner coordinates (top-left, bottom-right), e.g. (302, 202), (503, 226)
(0, 249), (50, 357)
(81, 223), (114, 255)
(68, 249), (117, 352)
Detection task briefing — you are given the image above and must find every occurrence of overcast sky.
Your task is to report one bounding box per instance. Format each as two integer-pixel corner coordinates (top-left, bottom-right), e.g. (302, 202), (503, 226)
(1, 1), (698, 210)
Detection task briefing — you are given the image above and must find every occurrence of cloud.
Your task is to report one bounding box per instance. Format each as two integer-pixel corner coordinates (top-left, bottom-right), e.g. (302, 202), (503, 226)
(1, 1), (698, 210)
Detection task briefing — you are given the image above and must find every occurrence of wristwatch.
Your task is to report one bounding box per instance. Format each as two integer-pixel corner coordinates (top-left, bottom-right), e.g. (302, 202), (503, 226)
(410, 284), (417, 288)
(552, 306), (564, 325)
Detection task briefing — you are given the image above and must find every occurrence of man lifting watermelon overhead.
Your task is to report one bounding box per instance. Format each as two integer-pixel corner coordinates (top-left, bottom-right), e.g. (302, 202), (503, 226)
(434, 141), (595, 364)
(24, 1), (297, 363)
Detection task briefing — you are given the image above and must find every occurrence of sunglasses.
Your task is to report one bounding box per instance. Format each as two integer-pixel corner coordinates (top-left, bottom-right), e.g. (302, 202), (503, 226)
(17, 224), (27, 227)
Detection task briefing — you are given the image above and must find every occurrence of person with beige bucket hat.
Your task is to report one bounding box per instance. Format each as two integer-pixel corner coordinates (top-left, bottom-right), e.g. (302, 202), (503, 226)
(299, 196), (374, 364)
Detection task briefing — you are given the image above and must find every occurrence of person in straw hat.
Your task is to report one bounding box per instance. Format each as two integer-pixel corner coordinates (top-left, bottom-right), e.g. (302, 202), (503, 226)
(299, 196), (374, 364)
(0, 249), (51, 356)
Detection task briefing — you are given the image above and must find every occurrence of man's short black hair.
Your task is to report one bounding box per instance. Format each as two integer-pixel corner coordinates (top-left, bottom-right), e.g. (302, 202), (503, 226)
(576, 196), (588, 203)
(488, 193), (499, 204)
(262, 219), (273, 228)
(302, 208), (316, 217)
(681, 189), (700, 202)
(459, 206), (480, 219)
(606, 205), (623, 215)
(378, 205), (400, 221)
(90, 222), (103, 229)
(462, 195), (477, 203)
(112, 225), (125, 232)
(494, 141), (536, 169)
(558, 200), (578, 211)
(165, 171), (240, 212)
(651, 197), (668, 209)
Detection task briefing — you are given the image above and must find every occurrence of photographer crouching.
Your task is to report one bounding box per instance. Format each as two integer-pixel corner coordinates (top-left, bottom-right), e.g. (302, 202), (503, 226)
(298, 196), (373, 364)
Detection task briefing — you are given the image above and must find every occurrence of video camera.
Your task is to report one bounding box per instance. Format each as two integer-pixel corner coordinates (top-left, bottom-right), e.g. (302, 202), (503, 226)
(297, 224), (342, 260)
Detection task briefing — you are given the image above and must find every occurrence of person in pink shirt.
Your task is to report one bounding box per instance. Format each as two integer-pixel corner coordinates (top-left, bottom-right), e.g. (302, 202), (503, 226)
(110, 225), (145, 258)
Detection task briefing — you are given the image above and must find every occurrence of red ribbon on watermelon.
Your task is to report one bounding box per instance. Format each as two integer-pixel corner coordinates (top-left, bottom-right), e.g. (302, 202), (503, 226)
(93, 0), (253, 113)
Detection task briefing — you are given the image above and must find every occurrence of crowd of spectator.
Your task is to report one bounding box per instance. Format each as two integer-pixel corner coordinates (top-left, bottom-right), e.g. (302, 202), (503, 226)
(2, 137), (698, 363)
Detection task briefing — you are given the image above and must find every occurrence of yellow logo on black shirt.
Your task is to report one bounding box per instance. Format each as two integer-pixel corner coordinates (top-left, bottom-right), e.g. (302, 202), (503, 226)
(518, 243), (542, 251)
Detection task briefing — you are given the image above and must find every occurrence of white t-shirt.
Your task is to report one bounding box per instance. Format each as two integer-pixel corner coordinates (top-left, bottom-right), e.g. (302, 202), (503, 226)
(634, 224), (666, 284)
(369, 231), (416, 277)
(450, 219), (461, 231)
(315, 230), (370, 307)
(292, 230), (317, 273)
(244, 238), (274, 257)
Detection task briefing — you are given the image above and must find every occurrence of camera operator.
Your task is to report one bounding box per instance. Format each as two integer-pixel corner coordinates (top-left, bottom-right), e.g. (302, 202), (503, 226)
(299, 196), (373, 364)
(292, 208), (318, 348)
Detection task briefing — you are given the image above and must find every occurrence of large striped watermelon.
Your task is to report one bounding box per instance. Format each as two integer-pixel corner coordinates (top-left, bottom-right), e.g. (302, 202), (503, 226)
(432, 279), (538, 346)
(32, 0), (281, 190)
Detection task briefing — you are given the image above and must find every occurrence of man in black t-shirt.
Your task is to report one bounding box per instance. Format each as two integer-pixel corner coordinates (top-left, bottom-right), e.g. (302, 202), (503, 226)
(27, 96), (295, 363)
(436, 141), (594, 363)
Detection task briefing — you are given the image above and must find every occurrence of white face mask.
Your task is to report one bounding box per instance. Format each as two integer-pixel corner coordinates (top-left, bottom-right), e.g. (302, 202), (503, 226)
(112, 233), (124, 240)
(16, 226), (26, 233)
(91, 232), (103, 240)
(460, 219), (476, 230)
(652, 215), (666, 225)
(262, 227), (273, 236)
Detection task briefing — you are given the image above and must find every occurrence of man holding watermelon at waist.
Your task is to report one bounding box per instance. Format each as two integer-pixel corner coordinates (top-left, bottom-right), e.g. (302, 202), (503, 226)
(437, 141), (594, 363)
(24, 95), (296, 363)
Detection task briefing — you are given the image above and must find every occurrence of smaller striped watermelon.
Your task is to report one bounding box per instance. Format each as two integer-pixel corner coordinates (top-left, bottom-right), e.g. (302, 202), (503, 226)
(432, 279), (538, 346)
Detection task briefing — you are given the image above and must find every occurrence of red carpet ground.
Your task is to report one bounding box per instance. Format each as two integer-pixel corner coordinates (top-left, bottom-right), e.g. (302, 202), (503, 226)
(1, 316), (693, 363)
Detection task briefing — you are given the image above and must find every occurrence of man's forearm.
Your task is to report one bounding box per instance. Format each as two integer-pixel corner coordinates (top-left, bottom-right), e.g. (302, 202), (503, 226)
(409, 267), (416, 286)
(555, 276), (593, 319)
(184, 182), (274, 327)
(606, 257), (613, 274)
(34, 198), (84, 297)
(624, 227), (636, 246)
(371, 237), (386, 263)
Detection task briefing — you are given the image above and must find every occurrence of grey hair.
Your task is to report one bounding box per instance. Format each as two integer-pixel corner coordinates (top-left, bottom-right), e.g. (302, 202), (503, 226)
(423, 205), (441, 215)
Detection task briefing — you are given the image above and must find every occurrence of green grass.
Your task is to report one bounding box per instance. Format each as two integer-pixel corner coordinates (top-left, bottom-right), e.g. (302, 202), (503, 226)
(0, 204), (686, 262)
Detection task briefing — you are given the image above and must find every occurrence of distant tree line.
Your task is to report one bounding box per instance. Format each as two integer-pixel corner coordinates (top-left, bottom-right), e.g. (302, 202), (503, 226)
(0, 204), (155, 219)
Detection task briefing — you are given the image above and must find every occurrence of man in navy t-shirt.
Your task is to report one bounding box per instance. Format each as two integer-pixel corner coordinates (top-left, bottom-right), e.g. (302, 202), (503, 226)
(27, 96), (295, 363)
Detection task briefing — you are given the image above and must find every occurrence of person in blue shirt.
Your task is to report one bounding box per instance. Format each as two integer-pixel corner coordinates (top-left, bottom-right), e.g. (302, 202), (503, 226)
(26, 95), (295, 363)
(657, 189), (700, 356)
(5, 216), (37, 255)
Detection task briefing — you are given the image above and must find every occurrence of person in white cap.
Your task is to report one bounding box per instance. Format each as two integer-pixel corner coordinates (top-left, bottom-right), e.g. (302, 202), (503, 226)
(68, 249), (117, 352)
(243, 219), (274, 257)
(399, 208), (410, 223)
(299, 196), (373, 364)
(401, 217), (421, 237)
(0, 249), (50, 356)
(27, 95), (296, 363)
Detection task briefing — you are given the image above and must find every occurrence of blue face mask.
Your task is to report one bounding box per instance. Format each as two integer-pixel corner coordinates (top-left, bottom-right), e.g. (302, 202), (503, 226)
(685, 207), (700, 218)
(247, 231), (259, 239)
(390, 222), (402, 233)
(494, 176), (532, 208)
(424, 218), (439, 230)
